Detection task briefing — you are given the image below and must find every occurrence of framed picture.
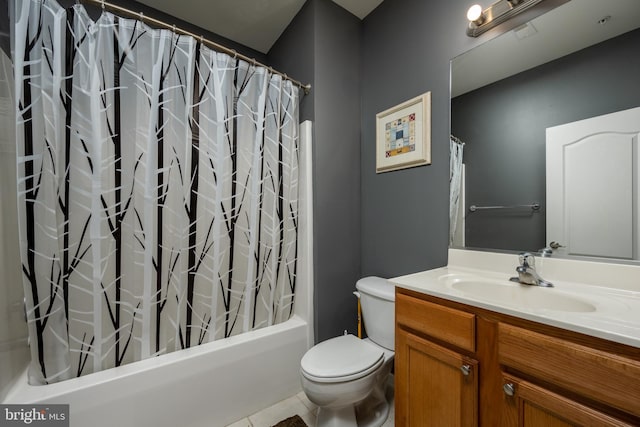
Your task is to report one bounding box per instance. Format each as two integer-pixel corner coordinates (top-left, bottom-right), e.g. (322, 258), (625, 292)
(376, 92), (431, 173)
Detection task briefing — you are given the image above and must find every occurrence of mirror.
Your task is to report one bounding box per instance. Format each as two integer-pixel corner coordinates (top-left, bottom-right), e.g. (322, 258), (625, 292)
(450, 0), (640, 262)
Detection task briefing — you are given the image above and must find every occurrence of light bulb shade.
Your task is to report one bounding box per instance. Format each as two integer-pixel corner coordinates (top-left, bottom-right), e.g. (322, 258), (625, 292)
(466, 0), (570, 38)
(467, 4), (483, 22)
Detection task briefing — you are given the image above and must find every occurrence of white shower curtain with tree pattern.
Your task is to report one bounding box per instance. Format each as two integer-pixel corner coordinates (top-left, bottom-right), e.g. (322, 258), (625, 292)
(449, 137), (464, 245)
(14, 0), (300, 385)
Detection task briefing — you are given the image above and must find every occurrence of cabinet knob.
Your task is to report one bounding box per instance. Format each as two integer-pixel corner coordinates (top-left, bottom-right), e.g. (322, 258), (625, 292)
(503, 383), (516, 396)
(460, 364), (471, 376)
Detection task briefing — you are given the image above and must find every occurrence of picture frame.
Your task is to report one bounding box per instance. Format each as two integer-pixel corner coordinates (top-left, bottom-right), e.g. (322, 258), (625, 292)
(375, 91), (431, 173)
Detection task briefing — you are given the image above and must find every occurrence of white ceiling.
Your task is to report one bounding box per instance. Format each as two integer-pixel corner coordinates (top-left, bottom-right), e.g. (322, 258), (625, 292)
(332, 0), (384, 20)
(137, 0), (384, 54)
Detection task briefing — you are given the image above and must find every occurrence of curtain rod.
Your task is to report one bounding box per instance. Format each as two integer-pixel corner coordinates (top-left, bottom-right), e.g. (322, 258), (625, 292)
(80, 0), (312, 95)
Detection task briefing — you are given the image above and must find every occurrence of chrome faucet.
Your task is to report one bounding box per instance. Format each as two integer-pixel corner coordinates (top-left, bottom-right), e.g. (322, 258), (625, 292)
(510, 252), (553, 287)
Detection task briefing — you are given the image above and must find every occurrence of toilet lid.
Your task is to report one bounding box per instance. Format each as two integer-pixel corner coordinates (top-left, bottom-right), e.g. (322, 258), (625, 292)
(356, 276), (395, 301)
(300, 335), (384, 383)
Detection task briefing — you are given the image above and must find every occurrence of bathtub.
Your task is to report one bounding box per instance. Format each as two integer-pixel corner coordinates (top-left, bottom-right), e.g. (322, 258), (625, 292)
(2, 122), (315, 427)
(4, 316), (311, 427)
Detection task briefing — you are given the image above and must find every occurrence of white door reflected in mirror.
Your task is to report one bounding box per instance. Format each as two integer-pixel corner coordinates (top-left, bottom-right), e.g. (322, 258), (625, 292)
(546, 106), (640, 260)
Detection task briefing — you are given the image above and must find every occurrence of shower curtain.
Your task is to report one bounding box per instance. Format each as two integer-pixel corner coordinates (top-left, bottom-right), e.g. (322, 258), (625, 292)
(449, 137), (464, 245)
(14, 0), (300, 385)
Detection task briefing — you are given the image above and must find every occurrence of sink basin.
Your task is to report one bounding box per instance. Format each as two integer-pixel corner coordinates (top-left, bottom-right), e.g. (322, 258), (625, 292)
(449, 279), (596, 313)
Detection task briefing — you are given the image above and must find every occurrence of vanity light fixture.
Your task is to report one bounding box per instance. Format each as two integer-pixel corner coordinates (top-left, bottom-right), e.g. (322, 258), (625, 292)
(466, 0), (569, 37)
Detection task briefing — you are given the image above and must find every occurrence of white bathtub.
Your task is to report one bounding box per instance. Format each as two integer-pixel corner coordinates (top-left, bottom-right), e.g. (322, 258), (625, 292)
(2, 122), (315, 427)
(4, 316), (311, 427)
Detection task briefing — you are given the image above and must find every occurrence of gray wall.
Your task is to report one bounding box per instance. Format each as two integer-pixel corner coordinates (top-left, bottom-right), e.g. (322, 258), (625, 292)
(268, 1), (315, 122)
(453, 29), (640, 252)
(360, 0), (482, 278)
(270, 0), (362, 343)
(271, 0), (502, 341)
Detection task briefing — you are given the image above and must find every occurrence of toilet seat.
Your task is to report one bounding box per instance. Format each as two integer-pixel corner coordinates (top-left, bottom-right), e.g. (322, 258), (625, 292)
(301, 335), (384, 383)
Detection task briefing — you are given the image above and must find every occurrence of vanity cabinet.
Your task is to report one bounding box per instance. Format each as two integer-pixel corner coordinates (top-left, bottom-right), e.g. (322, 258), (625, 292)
(500, 373), (633, 427)
(395, 291), (479, 426)
(394, 288), (640, 427)
(395, 328), (478, 426)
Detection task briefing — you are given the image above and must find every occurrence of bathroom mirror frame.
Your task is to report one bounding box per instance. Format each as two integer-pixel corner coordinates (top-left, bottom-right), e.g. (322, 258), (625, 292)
(449, 0), (640, 264)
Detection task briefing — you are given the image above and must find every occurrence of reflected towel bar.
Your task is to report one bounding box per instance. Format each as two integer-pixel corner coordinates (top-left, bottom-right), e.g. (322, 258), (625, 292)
(469, 203), (540, 212)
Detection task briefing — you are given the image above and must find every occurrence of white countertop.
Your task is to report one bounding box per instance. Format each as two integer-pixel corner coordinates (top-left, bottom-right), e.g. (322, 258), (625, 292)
(391, 249), (640, 348)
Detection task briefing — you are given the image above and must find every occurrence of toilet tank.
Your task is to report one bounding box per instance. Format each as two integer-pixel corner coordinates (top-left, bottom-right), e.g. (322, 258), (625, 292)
(356, 277), (395, 350)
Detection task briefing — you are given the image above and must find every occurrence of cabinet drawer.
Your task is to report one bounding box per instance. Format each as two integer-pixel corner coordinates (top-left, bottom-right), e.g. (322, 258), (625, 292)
(498, 323), (640, 418)
(501, 373), (635, 427)
(396, 291), (475, 352)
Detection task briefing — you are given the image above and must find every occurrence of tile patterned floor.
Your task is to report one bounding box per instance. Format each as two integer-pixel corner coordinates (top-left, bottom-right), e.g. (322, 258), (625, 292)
(225, 392), (317, 427)
(226, 388), (395, 427)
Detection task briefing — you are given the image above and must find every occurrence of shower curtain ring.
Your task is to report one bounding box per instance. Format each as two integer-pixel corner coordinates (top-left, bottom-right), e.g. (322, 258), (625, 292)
(231, 49), (237, 59)
(139, 11), (144, 21)
(101, 0), (105, 10)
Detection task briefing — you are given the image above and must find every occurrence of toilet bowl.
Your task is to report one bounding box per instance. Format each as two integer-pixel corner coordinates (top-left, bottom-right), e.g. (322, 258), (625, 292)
(300, 277), (395, 427)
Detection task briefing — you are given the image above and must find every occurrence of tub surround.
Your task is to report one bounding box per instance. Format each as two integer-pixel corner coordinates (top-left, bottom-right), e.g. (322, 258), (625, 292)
(391, 248), (640, 348)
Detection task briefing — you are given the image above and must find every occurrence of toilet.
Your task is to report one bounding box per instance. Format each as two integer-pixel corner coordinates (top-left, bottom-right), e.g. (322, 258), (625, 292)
(300, 277), (395, 427)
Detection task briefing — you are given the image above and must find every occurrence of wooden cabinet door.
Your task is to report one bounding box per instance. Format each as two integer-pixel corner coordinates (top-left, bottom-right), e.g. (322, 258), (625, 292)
(395, 328), (478, 427)
(501, 373), (635, 427)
